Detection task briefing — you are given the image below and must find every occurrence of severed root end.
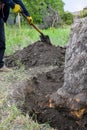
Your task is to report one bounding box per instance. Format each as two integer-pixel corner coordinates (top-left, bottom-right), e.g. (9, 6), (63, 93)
(49, 92), (87, 119)
(70, 108), (86, 119)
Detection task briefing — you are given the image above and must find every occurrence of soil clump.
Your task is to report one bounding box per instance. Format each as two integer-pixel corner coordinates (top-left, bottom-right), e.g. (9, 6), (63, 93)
(5, 41), (65, 69)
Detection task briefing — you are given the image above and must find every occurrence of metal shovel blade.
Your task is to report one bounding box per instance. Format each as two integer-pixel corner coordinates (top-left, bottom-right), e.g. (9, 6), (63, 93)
(40, 34), (52, 45)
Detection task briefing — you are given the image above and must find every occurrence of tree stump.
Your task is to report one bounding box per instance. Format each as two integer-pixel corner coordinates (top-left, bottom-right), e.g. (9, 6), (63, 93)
(51, 17), (87, 119)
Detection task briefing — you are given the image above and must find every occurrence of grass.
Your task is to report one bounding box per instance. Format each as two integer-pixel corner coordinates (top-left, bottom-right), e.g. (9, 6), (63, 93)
(5, 24), (70, 55)
(0, 105), (52, 130)
(0, 69), (54, 130)
(44, 26), (70, 46)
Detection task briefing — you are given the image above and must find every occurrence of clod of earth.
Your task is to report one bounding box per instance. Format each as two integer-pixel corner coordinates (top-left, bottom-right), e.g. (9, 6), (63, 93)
(5, 41), (65, 69)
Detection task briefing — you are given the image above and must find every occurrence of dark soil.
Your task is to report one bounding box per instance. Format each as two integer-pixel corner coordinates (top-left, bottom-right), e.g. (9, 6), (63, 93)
(21, 69), (87, 130)
(6, 41), (87, 130)
(5, 41), (65, 69)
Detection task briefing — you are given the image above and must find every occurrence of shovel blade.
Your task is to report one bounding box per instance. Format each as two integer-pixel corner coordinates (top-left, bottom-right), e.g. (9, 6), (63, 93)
(40, 34), (52, 45)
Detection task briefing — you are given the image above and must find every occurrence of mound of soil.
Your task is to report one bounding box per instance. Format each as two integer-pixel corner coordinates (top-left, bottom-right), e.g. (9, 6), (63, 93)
(5, 41), (65, 69)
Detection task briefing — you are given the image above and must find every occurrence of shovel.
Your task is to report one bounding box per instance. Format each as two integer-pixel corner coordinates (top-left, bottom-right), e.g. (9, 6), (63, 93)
(21, 12), (52, 45)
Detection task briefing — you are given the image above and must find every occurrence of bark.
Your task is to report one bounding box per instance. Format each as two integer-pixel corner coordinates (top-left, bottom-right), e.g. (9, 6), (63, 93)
(51, 17), (87, 118)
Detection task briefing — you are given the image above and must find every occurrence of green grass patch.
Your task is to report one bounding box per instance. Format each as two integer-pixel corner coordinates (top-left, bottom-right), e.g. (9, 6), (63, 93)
(0, 70), (53, 130)
(44, 26), (70, 46)
(0, 105), (52, 130)
(5, 24), (70, 55)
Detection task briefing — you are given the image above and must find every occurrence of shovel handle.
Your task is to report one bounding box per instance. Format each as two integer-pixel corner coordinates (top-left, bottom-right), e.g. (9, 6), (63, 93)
(30, 22), (43, 35)
(21, 12), (43, 36)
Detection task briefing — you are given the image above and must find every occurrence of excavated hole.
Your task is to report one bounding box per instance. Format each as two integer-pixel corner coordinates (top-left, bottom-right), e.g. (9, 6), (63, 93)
(19, 70), (87, 130)
(10, 76), (87, 130)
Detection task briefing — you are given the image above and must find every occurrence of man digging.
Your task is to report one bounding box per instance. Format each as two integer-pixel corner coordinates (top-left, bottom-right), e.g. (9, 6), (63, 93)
(0, 0), (32, 72)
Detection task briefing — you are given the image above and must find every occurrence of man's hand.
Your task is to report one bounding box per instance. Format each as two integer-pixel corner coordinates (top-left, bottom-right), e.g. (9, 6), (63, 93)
(27, 16), (33, 24)
(13, 4), (22, 13)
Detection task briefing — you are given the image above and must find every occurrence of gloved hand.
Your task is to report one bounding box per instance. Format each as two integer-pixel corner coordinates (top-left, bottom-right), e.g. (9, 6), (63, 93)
(27, 16), (33, 24)
(13, 4), (22, 13)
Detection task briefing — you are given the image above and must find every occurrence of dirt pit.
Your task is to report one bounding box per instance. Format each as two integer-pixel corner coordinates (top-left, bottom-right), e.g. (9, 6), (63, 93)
(6, 41), (87, 130)
(21, 74), (87, 130)
(11, 68), (87, 130)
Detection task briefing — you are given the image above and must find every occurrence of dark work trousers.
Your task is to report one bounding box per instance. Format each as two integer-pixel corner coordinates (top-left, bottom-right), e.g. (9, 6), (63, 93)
(0, 17), (5, 68)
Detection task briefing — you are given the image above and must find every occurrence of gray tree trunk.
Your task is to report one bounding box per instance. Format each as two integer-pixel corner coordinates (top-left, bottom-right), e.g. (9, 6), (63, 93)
(40, 6), (61, 29)
(51, 17), (87, 118)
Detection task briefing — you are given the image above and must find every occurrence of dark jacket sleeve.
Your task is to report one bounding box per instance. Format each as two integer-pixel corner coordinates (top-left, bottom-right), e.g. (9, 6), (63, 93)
(3, 0), (30, 16)
(3, 0), (15, 8)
